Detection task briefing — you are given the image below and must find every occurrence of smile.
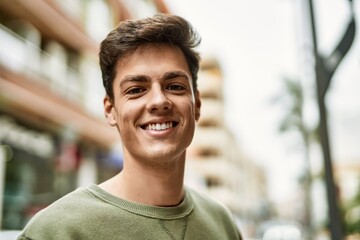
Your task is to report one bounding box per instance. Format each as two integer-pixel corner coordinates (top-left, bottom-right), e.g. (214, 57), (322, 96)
(143, 121), (178, 131)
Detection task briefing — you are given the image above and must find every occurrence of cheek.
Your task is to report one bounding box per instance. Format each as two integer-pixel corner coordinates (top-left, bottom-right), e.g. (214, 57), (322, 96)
(186, 101), (196, 116)
(115, 102), (142, 126)
(183, 103), (197, 124)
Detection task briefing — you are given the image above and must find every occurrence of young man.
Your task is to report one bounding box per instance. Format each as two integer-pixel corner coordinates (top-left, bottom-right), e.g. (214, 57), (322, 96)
(18, 14), (242, 240)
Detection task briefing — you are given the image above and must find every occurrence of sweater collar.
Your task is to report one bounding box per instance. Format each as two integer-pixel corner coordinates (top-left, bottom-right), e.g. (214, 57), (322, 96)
(87, 184), (194, 219)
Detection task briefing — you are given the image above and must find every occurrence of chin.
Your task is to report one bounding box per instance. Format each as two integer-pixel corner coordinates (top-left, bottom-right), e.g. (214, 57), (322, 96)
(146, 146), (186, 161)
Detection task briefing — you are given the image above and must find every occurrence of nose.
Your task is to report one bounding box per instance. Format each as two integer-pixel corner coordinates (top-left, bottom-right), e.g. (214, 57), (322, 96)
(147, 84), (172, 112)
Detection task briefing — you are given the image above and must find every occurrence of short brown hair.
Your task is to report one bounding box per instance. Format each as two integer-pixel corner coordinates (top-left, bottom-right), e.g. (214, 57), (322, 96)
(99, 13), (201, 101)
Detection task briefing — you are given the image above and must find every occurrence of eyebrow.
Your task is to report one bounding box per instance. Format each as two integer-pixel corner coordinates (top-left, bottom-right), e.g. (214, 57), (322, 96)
(119, 75), (151, 88)
(120, 71), (190, 88)
(161, 71), (190, 81)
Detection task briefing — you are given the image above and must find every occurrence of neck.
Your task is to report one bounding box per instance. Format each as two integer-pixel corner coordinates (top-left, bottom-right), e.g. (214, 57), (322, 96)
(99, 153), (186, 206)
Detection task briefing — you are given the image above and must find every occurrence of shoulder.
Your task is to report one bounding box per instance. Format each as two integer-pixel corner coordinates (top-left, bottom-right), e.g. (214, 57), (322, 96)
(31, 186), (93, 219)
(187, 187), (229, 213)
(19, 186), (96, 238)
(186, 187), (243, 239)
(186, 187), (235, 221)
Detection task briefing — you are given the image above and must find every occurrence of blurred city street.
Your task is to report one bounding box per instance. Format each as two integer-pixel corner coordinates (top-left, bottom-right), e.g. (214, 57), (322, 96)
(0, 0), (359, 239)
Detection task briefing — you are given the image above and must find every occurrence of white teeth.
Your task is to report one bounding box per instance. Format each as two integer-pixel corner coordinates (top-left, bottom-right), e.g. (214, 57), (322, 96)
(145, 122), (173, 131)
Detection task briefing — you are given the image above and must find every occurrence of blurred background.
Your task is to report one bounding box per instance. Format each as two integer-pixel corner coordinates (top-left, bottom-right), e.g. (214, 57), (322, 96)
(0, 0), (359, 239)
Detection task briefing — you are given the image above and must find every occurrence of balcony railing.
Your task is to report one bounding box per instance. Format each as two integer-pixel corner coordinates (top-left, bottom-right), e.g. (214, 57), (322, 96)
(0, 24), (83, 103)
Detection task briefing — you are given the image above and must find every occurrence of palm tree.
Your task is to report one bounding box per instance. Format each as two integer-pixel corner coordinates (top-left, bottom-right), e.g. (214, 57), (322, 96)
(273, 77), (315, 240)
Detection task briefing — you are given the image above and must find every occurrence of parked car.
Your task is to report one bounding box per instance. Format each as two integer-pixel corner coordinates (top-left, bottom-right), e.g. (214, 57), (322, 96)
(256, 220), (302, 240)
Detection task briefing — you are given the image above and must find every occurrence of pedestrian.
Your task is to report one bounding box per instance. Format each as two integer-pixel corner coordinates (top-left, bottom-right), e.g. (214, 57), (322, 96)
(17, 13), (242, 240)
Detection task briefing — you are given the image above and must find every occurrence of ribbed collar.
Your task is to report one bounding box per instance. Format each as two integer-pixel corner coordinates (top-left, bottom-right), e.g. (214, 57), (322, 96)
(85, 184), (194, 220)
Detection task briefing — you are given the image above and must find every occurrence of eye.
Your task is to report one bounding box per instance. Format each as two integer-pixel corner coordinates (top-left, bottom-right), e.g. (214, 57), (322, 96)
(126, 87), (145, 95)
(167, 84), (186, 91)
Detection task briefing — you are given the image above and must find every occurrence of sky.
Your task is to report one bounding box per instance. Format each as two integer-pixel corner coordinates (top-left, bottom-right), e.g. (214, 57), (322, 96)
(164, 0), (360, 204)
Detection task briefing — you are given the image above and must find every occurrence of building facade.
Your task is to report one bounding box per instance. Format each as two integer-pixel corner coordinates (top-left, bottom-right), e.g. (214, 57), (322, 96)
(0, 0), (267, 233)
(0, 0), (168, 230)
(186, 57), (268, 229)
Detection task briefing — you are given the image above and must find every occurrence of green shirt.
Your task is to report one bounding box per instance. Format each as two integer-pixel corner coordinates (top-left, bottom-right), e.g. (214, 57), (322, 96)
(18, 185), (242, 240)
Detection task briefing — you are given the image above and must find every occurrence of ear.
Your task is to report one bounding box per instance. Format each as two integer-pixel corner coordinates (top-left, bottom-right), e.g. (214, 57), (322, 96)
(194, 90), (201, 121)
(104, 95), (117, 126)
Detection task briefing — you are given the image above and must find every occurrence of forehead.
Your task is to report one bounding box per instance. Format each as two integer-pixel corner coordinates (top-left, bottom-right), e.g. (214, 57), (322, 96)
(115, 43), (190, 77)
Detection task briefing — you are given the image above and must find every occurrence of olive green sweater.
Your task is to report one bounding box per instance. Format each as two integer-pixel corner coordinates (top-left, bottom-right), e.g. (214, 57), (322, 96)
(18, 185), (242, 240)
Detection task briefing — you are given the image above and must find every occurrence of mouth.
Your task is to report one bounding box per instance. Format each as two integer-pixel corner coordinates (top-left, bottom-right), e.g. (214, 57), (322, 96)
(141, 121), (179, 131)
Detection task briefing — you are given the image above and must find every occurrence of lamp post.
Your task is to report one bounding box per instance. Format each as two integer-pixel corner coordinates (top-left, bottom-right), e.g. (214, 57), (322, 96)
(307, 0), (344, 239)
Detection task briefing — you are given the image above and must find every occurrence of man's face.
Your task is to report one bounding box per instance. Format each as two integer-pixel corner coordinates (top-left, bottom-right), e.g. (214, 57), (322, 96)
(104, 44), (201, 165)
